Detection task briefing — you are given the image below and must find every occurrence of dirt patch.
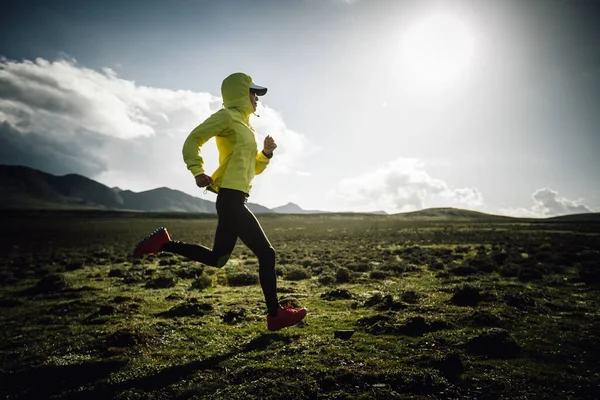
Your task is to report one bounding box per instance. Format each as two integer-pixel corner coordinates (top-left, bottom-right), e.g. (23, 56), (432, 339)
(145, 276), (177, 289)
(32, 274), (68, 294)
(321, 289), (353, 300)
(222, 308), (247, 324)
(357, 314), (450, 336)
(451, 285), (481, 306)
(157, 301), (213, 318)
(466, 328), (521, 358)
(362, 293), (407, 311)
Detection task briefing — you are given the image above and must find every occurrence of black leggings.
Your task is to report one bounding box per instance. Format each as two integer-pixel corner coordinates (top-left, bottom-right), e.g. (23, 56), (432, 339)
(162, 188), (279, 315)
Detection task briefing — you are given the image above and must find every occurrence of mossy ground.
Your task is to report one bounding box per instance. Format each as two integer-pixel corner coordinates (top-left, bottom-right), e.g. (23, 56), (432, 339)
(0, 211), (599, 399)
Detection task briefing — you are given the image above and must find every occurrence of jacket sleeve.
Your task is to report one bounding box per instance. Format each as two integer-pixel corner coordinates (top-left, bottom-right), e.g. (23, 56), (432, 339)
(255, 151), (271, 175)
(182, 110), (229, 177)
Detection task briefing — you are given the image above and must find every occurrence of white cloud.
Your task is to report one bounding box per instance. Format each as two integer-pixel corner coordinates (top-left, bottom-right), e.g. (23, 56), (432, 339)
(251, 107), (319, 177)
(328, 157), (483, 213)
(0, 57), (311, 199)
(499, 188), (593, 218)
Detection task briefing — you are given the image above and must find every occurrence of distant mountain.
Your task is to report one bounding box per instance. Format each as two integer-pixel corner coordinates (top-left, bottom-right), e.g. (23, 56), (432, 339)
(247, 202), (273, 214)
(0, 164), (269, 213)
(0, 165), (124, 209)
(2, 165), (598, 221)
(119, 187), (215, 212)
(271, 202), (329, 214)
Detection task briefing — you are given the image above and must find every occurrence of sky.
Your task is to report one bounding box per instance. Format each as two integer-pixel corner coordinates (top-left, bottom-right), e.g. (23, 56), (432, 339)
(1, 0), (599, 217)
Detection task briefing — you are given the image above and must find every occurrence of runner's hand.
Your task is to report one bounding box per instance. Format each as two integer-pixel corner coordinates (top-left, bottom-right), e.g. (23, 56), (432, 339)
(195, 174), (213, 188)
(263, 135), (277, 156)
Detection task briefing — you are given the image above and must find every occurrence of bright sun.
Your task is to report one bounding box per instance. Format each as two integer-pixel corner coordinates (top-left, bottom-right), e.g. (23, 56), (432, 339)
(400, 14), (475, 85)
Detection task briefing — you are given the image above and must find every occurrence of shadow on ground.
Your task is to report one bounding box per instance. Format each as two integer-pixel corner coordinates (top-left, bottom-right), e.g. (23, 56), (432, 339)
(51, 333), (294, 399)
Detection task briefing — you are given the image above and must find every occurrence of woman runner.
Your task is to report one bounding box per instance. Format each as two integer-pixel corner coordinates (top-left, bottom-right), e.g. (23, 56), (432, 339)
(133, 72), (307, 331)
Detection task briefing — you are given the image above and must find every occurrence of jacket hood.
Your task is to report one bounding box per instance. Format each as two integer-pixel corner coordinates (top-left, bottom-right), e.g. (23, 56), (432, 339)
(221, 72), (254, 116)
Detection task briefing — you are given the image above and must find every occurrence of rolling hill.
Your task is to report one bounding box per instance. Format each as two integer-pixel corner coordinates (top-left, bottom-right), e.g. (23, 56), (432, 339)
(0, 165), (268, 213)
(1, 165), (598, 221)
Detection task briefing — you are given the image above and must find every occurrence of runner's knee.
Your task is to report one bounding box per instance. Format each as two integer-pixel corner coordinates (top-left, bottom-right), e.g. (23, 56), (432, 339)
(256, 246), (276, 266)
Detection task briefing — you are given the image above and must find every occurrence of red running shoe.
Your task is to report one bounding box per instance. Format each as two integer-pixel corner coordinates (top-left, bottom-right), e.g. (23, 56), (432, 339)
(267, 304), (307, 331)
(132, 227), (171, 258)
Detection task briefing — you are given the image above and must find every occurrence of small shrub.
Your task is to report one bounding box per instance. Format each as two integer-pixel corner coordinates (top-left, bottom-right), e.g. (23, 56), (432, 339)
(379, 263), (406, 274)
(228, 272), (259, 286)
(429, 260), (445, 270)
(159, 258), (178, 266)
(283, 266), (311, 281)
(347, 263), (371, 272)
(369, 270), (390, 280)
(517, 266), (543, 282)
(145, 276), (176, 289)
(191, 273), (212, 290)
(469, 257), (497, 273)
(499, 263), (519, 278)
(109, 268), (125, 278)
(448, 265), (477, 276)
(318, 274), (335, 286)
(177, 266), (205, 279)
(336, 267), (351, 283)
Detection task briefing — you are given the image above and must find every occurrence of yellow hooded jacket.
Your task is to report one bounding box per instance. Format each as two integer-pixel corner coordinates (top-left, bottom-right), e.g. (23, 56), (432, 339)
(182, 73), (271, 194)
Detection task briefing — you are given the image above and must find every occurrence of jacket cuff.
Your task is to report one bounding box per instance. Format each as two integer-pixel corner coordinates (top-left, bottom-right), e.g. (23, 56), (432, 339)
(261, 150), (273, 159)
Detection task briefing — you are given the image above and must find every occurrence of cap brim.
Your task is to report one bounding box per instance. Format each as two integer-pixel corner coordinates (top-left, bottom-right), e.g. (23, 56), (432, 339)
(249, 82), (268, 96)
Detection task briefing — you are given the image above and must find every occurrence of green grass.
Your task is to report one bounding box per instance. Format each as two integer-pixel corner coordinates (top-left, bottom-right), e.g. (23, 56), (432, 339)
(0, 211), (599, 399)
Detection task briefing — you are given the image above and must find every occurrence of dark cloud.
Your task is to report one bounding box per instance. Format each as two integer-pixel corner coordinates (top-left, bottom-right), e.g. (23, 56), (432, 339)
(0, 73), (85, 116)
(0, 121), (107, 177)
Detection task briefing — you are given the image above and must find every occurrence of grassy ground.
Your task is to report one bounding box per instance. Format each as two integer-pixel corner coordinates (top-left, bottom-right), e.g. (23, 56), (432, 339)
(0, 211), (599, 399)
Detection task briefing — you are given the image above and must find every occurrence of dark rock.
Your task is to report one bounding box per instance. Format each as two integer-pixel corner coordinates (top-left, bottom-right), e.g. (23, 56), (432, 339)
(113, 296), (132, 303)
(105, 328), (150, 348)
(433, 353), (464, 378)
(466, 328), (521, 358)
(363, 292), (387, 307)
(334, 330), (355, 340)
(158, 302), (213, 318)
(32, 274), (68, 294)
(64, 260), (85, 271)
(165, 294), (185, 301)
(504, 292), (536, 308)
(451, 285), (481, 306)
(397, 316), (429, 336)
(222, 308), (246, 324)
(108, 269), (124, 277)
(466, 310), (502, 327)
(145, 276), (177, 289)
(321, 289), (353, 300)
(448, 265), (477, 276)
(401, 290), (420, 304)
(97, 305), (117, 315)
